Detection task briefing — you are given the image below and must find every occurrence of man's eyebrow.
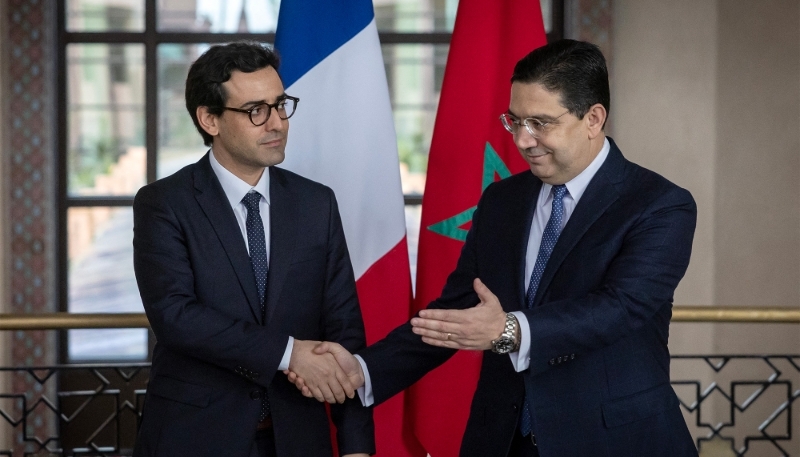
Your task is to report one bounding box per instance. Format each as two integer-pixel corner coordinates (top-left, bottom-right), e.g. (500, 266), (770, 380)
(239, 100), (266, 108)
(238, 93), (288, 108)
(507, 108), (557, 122)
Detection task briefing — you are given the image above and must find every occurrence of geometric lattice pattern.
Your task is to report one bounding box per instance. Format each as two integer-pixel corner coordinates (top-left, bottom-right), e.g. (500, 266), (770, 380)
(0, 364), (148, 457)
(672, 355), (800, 457)
(0, 358), (797, 456)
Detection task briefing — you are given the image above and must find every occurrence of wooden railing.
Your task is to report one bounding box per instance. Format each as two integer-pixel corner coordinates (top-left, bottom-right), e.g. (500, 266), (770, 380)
(0, 306), (798, 330)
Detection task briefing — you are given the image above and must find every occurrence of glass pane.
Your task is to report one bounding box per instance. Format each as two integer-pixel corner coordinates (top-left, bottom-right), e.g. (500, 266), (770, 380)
(375, 0), (553, 34)
(68, 207), (147, 361)
(384, 44), (448, 195)
(541, 0), (553, 34)
(158, 0), (280, 32)
(67, 44), (146, 196)
(375, 0), (458, 32)
(158, 44), (213, 178)
(67, 0), (145, 32)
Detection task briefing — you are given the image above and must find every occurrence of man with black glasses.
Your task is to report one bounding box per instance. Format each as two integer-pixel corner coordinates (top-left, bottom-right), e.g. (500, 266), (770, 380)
(291, 39), (699, 457)
(132, 41), (373, 457)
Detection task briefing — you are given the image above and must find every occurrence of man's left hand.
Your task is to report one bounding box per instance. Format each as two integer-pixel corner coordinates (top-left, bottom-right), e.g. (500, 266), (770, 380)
(411, 278), (506, 350)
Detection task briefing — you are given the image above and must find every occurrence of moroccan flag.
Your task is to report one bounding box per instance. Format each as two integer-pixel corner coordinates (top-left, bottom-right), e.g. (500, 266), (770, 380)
(408, 2), (548, 456)
(275, 2), (422, 456)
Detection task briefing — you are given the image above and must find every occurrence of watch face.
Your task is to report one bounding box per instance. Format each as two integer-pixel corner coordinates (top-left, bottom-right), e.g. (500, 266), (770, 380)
(493, 337), (515, 354)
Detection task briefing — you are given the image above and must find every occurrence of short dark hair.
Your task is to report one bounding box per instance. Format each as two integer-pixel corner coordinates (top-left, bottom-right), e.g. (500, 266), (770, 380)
(512, 39), (610, 127)
(185, 41), (281, 146)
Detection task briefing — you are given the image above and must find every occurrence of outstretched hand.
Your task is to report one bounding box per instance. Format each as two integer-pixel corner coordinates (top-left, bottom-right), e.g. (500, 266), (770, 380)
(285, 339), (356, 404)
(410, 278), (506, 350)
(285, 341), (365, 402)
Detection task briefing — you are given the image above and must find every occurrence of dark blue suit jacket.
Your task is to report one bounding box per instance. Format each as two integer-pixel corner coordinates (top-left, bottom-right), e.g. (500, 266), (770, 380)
(132, 154), (374, 457)
(359, 139), (698, 457)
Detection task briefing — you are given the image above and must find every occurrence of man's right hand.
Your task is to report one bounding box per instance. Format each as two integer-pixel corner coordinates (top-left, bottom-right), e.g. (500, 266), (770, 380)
(287, 339), (356, 404)
(285, 342), (364, 401)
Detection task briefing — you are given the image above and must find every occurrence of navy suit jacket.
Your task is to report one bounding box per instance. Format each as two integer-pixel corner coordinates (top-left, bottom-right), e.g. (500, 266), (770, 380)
(132, 153), (374, 457)
(359, 139), (698, 457)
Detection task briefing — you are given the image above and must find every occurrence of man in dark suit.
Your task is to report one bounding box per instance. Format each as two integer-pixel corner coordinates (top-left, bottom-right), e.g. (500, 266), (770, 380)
(292, 40), (699, 457)
(132, 42), (373, 457)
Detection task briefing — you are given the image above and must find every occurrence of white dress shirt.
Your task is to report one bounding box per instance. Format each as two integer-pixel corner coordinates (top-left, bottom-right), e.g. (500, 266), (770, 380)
(209, 150), (294, 371)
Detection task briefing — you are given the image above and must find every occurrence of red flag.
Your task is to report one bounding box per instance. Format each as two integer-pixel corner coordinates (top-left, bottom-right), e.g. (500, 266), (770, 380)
(408, 2), (548, 456)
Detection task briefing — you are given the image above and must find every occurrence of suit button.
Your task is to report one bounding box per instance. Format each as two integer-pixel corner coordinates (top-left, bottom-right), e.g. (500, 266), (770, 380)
(250, 389), (261, 399)
(549, 358), (555, 366)
(570, 353), (575, 359)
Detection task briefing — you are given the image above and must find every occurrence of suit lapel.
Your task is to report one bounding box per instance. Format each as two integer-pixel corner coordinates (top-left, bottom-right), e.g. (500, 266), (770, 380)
(531, 140), (627, 307)
(514, 175), (543, 311)
(264, 167), (298, 324)
(193, 153), (263, 323)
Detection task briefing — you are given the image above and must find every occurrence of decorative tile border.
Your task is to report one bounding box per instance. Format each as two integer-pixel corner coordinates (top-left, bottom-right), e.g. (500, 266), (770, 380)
(4, 0), (56, 451)
(565, 0), (613, 66)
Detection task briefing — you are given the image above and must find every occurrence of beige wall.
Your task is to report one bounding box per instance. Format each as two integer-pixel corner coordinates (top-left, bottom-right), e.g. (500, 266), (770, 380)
(713, 1), (800, 352)
(613, 0), (800, 353)
(613, 0), (719, 355)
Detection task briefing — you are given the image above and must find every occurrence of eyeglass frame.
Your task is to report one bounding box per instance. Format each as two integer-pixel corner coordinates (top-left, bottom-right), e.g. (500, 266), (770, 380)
(221, 95), (300, 126)
(499, 109), (570, 138)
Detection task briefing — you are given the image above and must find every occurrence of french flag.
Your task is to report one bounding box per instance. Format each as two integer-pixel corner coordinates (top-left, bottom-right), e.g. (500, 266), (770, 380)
(275, 2), (421, 455)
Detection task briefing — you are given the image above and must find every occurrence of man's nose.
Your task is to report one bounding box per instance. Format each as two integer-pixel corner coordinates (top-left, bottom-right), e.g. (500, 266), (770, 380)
(264, 108), (285, 130)
(514, 129), (538, 150)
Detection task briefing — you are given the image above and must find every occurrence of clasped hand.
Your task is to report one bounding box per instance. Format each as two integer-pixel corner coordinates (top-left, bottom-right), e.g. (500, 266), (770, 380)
(284, 340), (364, 404)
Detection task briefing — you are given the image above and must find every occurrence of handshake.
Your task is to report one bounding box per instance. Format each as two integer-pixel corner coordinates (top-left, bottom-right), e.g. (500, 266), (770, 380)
(283, 340), (364, 404)
(284, 278), (507, 404)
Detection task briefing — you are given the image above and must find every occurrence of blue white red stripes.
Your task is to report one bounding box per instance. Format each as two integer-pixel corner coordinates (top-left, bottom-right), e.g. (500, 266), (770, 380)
(276, 2), (417, 456)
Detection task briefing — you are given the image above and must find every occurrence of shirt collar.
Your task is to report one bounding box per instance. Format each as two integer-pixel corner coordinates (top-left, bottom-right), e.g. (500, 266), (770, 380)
(209, 149), (271, 209)
(542, 137), (610, 203)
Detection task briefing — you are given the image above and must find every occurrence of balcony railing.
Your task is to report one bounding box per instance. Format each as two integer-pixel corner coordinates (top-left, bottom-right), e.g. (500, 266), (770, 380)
(1, 306), (798, 331)
(0, 307), (797, 456)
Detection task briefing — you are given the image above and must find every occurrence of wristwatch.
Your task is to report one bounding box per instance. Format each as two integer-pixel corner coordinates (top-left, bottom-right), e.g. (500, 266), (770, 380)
(491, 313), (520, 354)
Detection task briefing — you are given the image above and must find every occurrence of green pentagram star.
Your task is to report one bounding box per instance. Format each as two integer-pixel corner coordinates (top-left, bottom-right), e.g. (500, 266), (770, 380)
(427, 142), (512, 242)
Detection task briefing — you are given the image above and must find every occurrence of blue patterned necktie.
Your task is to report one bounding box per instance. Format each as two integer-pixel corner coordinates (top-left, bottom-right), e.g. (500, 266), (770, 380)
(520, 184), (569, 437)
(241, 191), (270, 421)
(525, 184), (569, 309)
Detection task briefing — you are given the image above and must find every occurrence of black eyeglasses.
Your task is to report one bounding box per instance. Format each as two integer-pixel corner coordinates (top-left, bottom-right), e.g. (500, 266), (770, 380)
(221, 95), (299, 126)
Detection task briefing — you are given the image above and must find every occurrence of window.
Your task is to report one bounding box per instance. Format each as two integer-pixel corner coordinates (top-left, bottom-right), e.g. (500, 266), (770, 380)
(58, 0), (562, 361)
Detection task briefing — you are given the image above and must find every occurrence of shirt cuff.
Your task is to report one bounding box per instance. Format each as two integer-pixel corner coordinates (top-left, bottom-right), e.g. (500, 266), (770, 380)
(278, 336), (294, 371)
(508, 312), (531, 372)
(353, 355), (374, 406)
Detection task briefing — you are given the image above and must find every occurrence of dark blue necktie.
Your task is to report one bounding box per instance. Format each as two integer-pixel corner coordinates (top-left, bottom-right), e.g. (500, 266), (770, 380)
(520, 184), (569, 437)
(525, 184), (568, 309)
(241, 191), (270, 421)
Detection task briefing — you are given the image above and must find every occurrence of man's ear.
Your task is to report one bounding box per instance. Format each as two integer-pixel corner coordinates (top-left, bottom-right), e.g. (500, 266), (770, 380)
(197, 106), (220, 138)
(585, 103), (607, 139)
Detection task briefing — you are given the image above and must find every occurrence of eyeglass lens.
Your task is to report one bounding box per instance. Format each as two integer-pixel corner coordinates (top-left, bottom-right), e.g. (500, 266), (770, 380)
(499, 113), (545, 138)
(251, 98), (297, 126)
